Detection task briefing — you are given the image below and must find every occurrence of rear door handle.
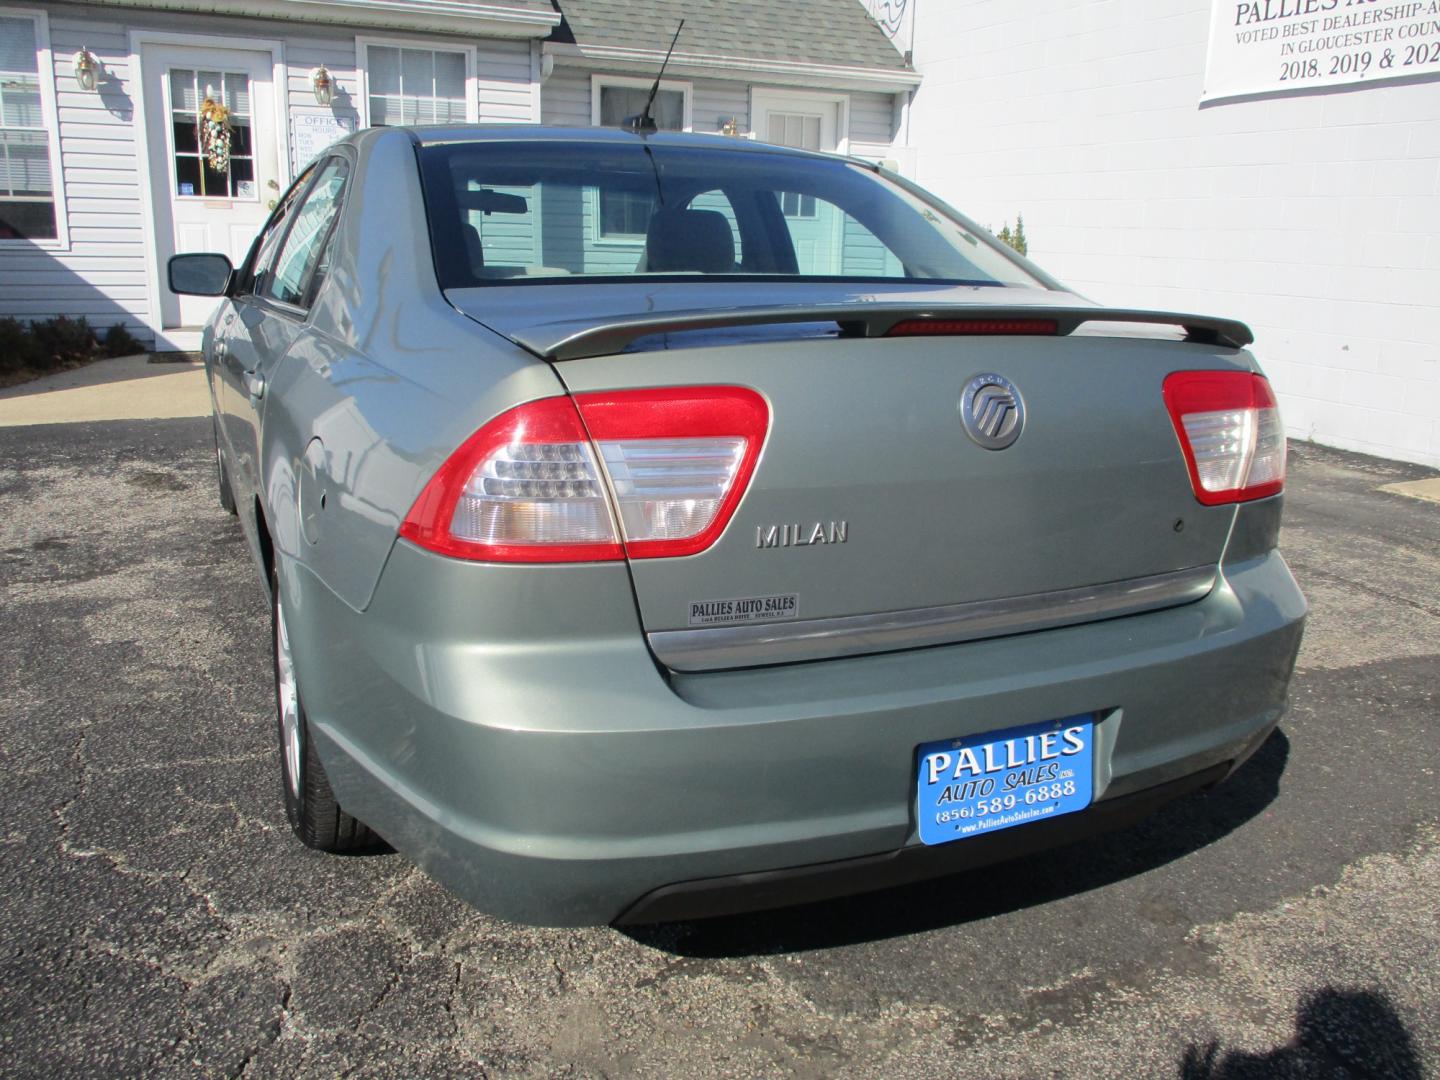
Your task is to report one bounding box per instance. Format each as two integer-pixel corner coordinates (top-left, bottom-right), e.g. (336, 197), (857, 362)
(244, 372), (265, 400)
(214, 341), (228, 360)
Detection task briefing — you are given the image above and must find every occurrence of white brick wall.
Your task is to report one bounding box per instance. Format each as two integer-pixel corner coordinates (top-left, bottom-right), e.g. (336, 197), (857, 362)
(906, 0), (1440, 467)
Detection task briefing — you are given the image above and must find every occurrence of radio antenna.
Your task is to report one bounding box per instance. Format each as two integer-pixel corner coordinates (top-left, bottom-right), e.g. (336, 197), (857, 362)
(625, 20), (684, 135)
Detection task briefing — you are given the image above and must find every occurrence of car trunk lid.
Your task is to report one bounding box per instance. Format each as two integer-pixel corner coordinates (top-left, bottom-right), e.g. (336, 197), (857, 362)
(447, 284), (1252, 670)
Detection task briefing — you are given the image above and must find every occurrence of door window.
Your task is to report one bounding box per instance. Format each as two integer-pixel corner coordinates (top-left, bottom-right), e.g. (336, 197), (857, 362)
(767, 113), (823, 218)
(772, 192), (903, 277)
(169, 68), (255, 199)
(259, 157), (348, 307)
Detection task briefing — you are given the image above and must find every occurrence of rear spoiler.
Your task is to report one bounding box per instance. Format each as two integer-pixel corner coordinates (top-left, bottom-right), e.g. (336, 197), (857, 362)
(509, 304), (1254, 361)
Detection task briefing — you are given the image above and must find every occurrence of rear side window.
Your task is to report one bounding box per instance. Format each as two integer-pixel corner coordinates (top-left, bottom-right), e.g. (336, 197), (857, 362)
(260, 157), (348, 307)
(238, 165), (313, 295)
(418, 140), (1043, 290)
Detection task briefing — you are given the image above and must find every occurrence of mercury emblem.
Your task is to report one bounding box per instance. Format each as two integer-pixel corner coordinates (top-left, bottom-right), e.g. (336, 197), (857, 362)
(960, 373), (1025, 450)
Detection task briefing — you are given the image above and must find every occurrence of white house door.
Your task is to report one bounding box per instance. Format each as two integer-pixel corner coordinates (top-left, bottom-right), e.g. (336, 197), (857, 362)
(753, 94), (840, 155)
(751, 90), (848, 275)
(142, 43), (281, 336)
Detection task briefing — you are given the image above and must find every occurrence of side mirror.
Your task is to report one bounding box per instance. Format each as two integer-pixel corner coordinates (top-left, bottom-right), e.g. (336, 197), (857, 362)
(168, 252), (233, 297)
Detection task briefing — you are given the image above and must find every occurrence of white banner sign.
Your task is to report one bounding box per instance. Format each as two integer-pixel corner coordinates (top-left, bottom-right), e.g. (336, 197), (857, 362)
(1203, 0), (1440, 102)
(864, 0), (913, 46)
(291, 113), (355, 169)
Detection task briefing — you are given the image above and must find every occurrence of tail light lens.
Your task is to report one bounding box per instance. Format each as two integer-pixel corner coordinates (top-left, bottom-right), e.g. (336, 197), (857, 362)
(399, 395), (623, 563)
(577, 386), (768, 558)
(1163, 371), (1285, 506)
(400, 387), (769, 563)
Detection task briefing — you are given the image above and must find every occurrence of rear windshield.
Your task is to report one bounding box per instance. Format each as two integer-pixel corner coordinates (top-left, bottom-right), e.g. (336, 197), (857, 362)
(417, 140), (1045, 290)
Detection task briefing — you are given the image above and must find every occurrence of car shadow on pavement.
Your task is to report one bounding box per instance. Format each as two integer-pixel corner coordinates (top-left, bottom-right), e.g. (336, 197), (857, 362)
(1180, 986), (1422, 1080)
(623, 729), (1289, 957)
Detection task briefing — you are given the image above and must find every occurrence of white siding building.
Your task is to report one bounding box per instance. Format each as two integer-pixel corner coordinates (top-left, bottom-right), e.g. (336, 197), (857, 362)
(1, 0), (915, 350)
(891, 0), (1440, 468)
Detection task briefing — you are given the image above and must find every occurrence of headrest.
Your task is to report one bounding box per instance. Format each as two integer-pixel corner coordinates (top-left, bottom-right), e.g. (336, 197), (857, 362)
(461, 223), (484, 269)
(642, 208), (736, 274)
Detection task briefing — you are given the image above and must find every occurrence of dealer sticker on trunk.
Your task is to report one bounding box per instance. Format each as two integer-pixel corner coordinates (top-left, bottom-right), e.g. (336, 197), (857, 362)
(688, 594), (800, 627)
(916, 716), (1094, 845)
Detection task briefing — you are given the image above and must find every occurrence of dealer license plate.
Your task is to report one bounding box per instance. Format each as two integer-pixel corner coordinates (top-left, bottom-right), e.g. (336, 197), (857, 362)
(916, 716), (1094, 845)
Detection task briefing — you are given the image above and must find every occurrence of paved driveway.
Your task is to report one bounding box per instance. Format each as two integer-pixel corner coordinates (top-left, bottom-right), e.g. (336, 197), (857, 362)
(1, 416), (1436, 1078)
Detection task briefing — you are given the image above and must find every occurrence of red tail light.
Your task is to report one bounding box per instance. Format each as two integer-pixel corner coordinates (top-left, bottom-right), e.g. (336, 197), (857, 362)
(886, 318), (1058, 337)
(399, 395), (622, 563)
(573, 386), (770, 559)
(399, 387), (769, 563)
(1163, 370), (1285, 506)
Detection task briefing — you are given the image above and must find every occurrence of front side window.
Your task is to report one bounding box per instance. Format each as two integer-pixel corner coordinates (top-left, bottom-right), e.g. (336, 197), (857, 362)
(260, 157), (348, 307)
(366, 45), (467, 126)
(0, 14), (58, 241)
(419, 141), (1047, 291)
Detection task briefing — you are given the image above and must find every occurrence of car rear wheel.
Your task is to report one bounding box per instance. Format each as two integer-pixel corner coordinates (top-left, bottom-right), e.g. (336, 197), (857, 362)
(214, 420), (237, 516)
(272, 569), (375, 852)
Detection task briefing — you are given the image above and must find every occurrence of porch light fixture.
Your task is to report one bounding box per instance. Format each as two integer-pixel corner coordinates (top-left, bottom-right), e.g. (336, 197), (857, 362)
(310, 64), (334, 107)
(72, 47), (101, 92)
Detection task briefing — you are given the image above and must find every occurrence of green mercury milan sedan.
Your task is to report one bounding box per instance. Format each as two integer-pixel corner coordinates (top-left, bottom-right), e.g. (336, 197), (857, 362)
(170, 125), (1306, 926)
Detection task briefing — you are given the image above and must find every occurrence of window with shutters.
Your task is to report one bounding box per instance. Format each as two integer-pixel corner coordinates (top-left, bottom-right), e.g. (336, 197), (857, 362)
(362, 42), (471, 127)
(0, 10), (65, 244)
(591, 76), (691, 242)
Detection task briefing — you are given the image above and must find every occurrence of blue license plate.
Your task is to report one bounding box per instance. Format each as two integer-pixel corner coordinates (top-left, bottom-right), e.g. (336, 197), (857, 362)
(916, 716), (1094, 845)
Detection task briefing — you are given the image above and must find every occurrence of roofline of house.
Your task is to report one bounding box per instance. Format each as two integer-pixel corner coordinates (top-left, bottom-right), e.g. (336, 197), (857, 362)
(79, 0), (561, 38)
(545, 42), (923, 93)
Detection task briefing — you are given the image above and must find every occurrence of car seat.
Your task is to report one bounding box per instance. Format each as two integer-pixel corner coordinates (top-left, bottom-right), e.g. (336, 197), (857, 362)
(637, 208), (736, 274)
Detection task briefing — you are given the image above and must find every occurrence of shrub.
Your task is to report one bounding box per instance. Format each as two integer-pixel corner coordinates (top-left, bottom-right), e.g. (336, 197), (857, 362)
(29, 315), (98, 365)
(0, 317), (43, 376)
(0, 316), (143, 381)
(102, 322), (145, 358)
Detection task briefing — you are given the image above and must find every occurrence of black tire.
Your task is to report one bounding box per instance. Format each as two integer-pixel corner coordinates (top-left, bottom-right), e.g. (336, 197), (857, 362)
(214, 419), (238, 516)
(271, 569), (375, 852)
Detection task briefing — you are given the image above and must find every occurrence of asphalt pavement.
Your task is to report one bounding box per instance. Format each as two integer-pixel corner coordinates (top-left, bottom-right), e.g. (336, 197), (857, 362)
(0, 410), (1436, 1078)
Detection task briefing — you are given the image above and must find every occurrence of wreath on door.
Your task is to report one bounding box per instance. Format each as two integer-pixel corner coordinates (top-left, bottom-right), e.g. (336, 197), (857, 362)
(199, 97), (232, 175)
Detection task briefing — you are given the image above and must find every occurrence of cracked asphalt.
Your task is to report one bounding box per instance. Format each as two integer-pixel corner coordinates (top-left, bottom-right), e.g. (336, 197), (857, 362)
(1, 421), (1436, 1079)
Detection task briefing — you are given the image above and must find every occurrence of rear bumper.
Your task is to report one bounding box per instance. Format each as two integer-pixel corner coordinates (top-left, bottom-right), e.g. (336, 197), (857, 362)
(616, 758), (1244, 924)
(284, 540), (1305, 927)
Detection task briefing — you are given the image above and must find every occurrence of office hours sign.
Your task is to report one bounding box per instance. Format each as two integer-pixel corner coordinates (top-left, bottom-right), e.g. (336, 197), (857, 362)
(291, 114), (355, 170)
(1202, 0), (1440, 101)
